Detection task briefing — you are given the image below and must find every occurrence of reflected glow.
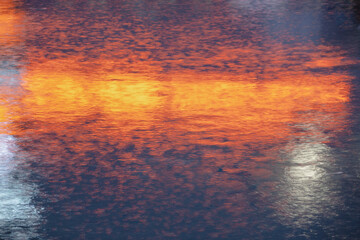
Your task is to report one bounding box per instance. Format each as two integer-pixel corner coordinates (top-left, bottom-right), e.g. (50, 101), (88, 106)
(1, 0), (358, 238)
(19, 57), (350, 136)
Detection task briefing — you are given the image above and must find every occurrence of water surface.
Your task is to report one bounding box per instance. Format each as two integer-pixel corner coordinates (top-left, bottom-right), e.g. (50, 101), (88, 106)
(1, 0), (360, 239)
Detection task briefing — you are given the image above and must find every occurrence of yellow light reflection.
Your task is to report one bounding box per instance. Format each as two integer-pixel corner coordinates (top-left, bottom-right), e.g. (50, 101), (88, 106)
(21, 62), (164, 124)
(0, 104), (6, 122)
(16, 54), (351, 164)
(20, 61), (350, 129)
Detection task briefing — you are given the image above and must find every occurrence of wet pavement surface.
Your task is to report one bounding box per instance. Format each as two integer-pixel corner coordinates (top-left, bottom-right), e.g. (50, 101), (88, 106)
(1, 0), (360, 239)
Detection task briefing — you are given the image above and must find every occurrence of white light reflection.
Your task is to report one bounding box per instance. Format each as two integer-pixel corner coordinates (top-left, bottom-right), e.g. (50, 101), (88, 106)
(0, 134), (42, 239)
(276, 137), (341, 228)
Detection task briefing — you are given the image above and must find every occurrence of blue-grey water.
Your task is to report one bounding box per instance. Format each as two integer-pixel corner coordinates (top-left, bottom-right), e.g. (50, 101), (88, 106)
(1, 0), (360, 239)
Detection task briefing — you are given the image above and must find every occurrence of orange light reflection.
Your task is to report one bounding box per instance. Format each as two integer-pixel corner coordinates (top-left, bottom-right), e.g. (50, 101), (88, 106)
(0, 0), (24, 134)
(18, 52), (351, 159)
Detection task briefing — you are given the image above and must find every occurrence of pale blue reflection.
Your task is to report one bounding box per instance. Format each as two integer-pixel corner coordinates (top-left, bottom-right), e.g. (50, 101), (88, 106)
(0, 68), (21, 87)
(277, 138), (342, 228)
(0, 134), (42, 239)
